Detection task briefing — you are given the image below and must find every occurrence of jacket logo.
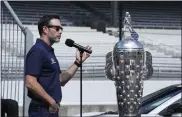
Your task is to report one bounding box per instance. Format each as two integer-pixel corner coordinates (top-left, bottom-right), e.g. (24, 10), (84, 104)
(51, 58), (56, 64)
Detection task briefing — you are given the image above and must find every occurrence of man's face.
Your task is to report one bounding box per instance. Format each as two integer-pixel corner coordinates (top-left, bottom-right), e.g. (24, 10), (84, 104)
(44, 19), (63, 43)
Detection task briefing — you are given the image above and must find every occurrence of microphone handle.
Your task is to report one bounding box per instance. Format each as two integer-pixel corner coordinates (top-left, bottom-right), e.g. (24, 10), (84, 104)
(74, 43), (91, 54)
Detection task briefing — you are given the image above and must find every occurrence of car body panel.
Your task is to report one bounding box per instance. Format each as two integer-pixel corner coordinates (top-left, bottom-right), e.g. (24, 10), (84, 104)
(149, 93), (181, 114)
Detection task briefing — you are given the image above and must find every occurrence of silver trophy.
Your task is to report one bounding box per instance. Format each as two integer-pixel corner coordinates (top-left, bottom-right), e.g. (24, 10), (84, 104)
(105, 12), (153, 117)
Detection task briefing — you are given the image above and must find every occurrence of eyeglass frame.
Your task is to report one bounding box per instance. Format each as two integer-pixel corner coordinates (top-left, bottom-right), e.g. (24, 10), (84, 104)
(47, 25), (63, 32)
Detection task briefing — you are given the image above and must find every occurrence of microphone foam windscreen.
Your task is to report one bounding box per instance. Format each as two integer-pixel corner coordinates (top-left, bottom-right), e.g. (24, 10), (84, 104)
(65, 39), (74, 47)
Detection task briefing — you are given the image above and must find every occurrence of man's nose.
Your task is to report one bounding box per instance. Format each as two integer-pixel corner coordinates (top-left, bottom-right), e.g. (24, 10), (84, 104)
(59, 29), (62, 34)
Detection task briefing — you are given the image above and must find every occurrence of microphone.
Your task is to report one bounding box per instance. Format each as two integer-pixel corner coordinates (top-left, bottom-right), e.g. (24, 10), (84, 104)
(65, 39), (92, 54)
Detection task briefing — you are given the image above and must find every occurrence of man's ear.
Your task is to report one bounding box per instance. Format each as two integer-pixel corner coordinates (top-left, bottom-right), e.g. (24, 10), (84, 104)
(42, 26), (48, 35)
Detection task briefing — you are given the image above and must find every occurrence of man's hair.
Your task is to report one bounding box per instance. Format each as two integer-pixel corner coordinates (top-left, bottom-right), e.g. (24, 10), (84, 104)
(38, 14), (60, 36)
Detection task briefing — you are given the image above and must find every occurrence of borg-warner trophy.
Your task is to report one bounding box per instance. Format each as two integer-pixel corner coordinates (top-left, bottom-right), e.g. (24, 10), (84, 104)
(105, 12), (153, 117)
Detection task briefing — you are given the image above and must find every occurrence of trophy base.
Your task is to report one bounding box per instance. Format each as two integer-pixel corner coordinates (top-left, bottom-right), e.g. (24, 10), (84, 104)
(120, 114), (141, 117)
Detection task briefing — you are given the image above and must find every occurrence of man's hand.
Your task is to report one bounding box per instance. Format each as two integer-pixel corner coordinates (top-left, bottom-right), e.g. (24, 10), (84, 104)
(49, 100), (60, 113)
(76, 45), (92, 63)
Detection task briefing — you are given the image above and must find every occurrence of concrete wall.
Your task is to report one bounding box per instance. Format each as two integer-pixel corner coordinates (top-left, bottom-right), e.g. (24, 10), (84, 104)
(2, 80), (180, 116)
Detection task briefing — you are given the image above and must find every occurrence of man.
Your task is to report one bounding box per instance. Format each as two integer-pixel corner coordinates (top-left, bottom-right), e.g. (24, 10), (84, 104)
(25, 15), (92, 117)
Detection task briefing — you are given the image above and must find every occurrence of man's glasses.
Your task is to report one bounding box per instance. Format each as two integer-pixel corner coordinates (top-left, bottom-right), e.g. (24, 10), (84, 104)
(47, 25), (63, 32)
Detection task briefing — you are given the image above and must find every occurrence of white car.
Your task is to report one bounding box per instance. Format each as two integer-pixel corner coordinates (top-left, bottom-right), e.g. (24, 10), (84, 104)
(76, 84), (182, 117)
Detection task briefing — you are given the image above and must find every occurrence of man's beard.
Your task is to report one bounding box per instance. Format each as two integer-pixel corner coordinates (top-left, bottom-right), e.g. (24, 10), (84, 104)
(49, 36), (60, 44)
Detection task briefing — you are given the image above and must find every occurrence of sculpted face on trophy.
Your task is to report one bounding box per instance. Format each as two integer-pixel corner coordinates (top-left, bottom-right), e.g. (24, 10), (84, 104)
(105, 12), (153, 117)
